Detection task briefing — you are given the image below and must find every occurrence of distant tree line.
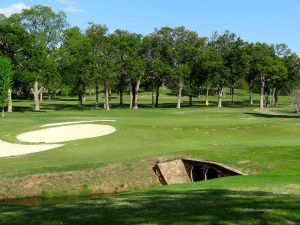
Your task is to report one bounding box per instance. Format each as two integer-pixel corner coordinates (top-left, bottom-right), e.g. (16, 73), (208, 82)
(1, 5), (300, 113)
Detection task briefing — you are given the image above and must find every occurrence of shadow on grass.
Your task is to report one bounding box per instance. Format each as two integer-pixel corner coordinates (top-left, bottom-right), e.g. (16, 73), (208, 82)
(10, 106), (47, 113)
(0, 189), (298, 225)
(245, 112), (300, 119)
(136, 100), (252, 109)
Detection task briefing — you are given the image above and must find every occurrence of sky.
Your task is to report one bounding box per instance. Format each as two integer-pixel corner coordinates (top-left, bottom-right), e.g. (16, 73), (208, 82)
(0, 0), (300, 55)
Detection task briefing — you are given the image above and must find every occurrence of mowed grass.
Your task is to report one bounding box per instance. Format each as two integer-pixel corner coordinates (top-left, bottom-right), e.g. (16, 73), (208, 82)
(0, 89), (299, 224)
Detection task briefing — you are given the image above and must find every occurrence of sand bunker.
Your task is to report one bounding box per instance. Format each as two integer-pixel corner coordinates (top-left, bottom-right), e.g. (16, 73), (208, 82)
(0, 140), (63, 158)
(41, 120), (116, 127)
(0, 123), (116, 157)
(17, 124), (116, 143)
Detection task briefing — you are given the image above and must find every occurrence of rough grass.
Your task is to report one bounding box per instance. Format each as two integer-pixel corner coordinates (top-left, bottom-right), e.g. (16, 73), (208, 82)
(0, 89), (299, 224)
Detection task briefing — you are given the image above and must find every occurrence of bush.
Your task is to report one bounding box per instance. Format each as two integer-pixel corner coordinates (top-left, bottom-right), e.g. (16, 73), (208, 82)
(235, 78), (249, 91)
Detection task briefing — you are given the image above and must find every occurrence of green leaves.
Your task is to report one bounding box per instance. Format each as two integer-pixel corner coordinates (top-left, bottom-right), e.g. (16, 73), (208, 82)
(0, 56), (12, 109)
(60, 27), (90, 95)
(1, 5), (299, 109)
(13, 5), (68, 50)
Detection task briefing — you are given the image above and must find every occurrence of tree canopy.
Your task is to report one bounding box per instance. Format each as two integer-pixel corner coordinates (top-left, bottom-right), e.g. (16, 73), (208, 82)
(1, 4), (300, 111)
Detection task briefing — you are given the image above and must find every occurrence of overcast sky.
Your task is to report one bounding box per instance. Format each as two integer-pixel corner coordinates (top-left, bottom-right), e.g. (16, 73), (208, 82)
(1, 0), (300, 54)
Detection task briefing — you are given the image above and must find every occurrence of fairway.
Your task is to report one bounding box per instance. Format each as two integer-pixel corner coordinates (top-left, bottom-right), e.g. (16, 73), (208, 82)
(0, 92), (299, 224)
(0, 93), (298, 177)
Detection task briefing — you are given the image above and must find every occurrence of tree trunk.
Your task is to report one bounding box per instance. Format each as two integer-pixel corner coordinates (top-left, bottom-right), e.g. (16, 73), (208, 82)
(2, 108), (4, 117)
(31, 81), (42, 111)
(34, 81), (40, 111)
(265, 91), (269, 108)
(271, 88), (275, 107)
(129, 84), (133, 109)
(48, 90), (51, 100)
(155, 86), (160, 108)
(218, 88), (223, 108)
(133, 80), (140, 109)
(119, 89), (123, 106)
(119, 85), (123, 106)
(260, 77), (265, 109)
(7, 89), (12, 113)
(249, 90), (253, 105)
(78, 93), (83, 108)
(151, 82), (155, 108)
(274, 88), (280, 107)
(109, 87), (112, 109)
(95, 83), (99, 109)
(198, 87), (201, 98)
(189, 95), (193, 107)
(40, 90), (43, 102)
(103, 85), (107, 109)
(206, 87), (209, 102)
(177, 82), (183, 109)
(231, 86), (234, 104)
(104, 84), (110, 110)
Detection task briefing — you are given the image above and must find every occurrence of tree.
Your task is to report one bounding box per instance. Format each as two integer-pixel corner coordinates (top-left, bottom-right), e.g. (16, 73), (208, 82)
(111, 30), (132, 106)
(151, 59), (171, 107)
(99, 35), (119, 110)
(12, 5), (68, 110)
(111, 30), (145, 108)
(227, 38), (250, 104)
(271, 44), (300, 106)
(205, 45), (227, 108)
(86, 23), (108, 109)
(0, 57), (12, 117)
(245, 43), (257, 104)
(125, 35), (145, 109)
(172, 64), (191, 108)
(210, 31), (249, 105)
(13, 5), (67, 50)
(127, 55), (145, 109)
(0, 14), (6, 23)
(267, 57), (288, 106)
(0, 17), (33, 112)
(281, 53), (300, 103)
(60, 27), (91, 107)
(142, 34), (161, 107)
(248, 43), (277, 109)
(209, 33), (231, 108)
(156, 26), (201, 108)
(44, 50), (63, 100)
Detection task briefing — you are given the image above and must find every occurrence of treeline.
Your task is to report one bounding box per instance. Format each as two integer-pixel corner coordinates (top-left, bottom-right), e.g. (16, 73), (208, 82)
(1, 5), (300, 114)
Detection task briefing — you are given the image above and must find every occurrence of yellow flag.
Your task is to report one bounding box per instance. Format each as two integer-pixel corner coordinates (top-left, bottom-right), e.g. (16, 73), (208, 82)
(205, 99), (209, 106)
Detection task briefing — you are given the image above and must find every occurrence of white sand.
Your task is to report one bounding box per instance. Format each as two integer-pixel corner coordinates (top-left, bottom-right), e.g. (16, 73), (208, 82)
(41, 120), (116, 127)
(17, 124), (116, 143)
(0, 140), (63, 158)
